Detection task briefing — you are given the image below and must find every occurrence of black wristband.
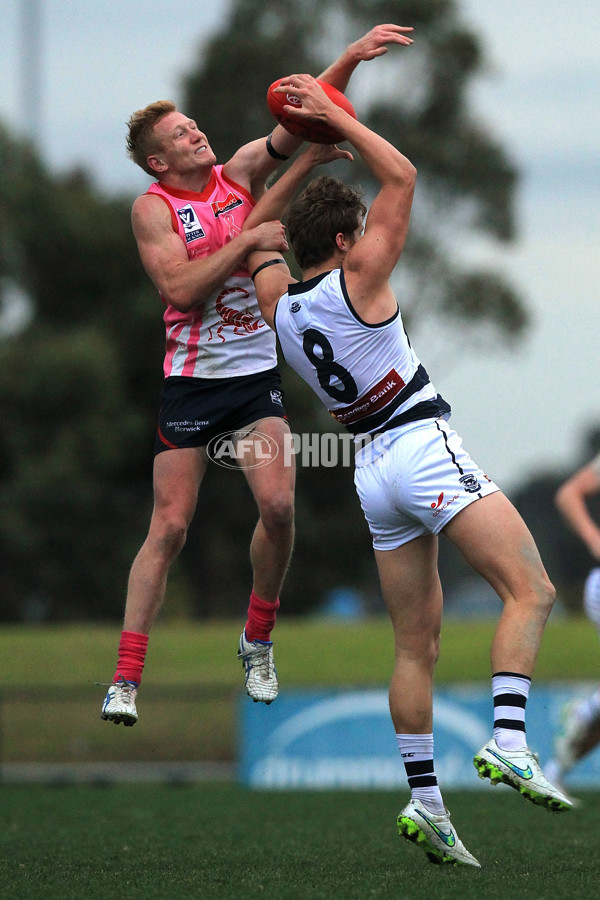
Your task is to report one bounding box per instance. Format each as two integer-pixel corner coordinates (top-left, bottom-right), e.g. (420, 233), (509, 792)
(266, 133), (290, 161)
(251, 258), (287, 281)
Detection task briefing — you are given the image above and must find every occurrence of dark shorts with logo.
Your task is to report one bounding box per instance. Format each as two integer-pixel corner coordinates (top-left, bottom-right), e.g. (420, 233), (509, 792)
(154, 367), (288, 455)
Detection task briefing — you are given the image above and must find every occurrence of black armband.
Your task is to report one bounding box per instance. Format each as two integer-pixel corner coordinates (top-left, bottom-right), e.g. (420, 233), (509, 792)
(266, 133), (290, 161)
(251, 258), (287, 281)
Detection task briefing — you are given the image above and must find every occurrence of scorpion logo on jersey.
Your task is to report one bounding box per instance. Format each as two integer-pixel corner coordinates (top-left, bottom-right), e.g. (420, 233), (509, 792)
(208, 286), (264, 342)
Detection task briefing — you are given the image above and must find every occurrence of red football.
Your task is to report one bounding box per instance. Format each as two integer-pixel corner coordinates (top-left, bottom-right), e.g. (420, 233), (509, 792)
(266, 78), (357, 144)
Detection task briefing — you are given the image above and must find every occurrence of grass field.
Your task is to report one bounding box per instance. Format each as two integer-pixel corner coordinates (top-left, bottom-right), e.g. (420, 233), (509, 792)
(0, 617), (597, 765)
(0, 783), (597, 899)
(0, 615), (598, 688)
(0, 619), (598, 897)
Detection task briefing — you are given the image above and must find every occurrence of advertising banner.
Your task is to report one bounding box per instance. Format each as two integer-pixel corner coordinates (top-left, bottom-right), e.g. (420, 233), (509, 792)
(239, 683), (600, 790)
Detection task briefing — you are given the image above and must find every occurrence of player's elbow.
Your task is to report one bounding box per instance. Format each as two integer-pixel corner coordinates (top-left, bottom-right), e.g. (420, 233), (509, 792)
(388, 162), (416, 203)
(162, 285), (198, 313)
(554, 482), (573, 514)
(255, 294), (277, 331)
(402, 161), (417, 186)
(389, 160), (416, 195)
(553, 485), (563, 510)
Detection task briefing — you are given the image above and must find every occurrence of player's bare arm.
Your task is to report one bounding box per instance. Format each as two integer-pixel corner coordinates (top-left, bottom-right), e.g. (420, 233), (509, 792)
(246, 141), (353, 231)
(276, 74), (416, 322)
(247, 257), (292, 332)
(225, 24), (413, 198)
(223, 128), (302, 200)
(244, 142), (352, 329)
(555, 466), (600, 560)
(132, 193), (287, 312)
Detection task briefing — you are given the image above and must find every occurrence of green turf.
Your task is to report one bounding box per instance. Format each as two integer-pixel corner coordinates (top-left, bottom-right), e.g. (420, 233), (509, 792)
(0, 615), (596, 688)
(0, 783), (596, 900)
(0, 620), (596, 896)
(1, 617), (595, 764)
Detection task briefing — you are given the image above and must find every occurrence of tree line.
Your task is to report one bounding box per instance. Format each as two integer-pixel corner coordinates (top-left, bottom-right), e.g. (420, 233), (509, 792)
(0, 0), (595, 621)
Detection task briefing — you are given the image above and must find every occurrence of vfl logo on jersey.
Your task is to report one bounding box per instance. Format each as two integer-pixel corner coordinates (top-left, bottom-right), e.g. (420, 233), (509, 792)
(176, 204), (205, 243)
(211, 192), (244, 218)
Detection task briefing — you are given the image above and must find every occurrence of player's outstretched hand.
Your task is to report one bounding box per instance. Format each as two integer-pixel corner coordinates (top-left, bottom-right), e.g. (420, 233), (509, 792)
(351, 24), (414, 60)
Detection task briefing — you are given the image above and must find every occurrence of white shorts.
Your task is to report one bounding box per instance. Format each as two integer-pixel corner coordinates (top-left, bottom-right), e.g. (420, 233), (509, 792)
(354, 417), (500, 551)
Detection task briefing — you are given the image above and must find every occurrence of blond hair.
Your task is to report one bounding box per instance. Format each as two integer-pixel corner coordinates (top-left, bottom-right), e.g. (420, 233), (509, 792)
(126, 100), (177, 176)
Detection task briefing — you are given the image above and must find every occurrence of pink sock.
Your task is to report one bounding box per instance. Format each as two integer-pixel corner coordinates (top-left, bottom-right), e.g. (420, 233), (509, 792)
(245, 592), (280, 642)
(113, 630), (148, 685)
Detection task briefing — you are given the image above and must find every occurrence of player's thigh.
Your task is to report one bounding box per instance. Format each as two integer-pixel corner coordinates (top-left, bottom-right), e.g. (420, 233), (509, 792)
(442, 491), (551, 601)
(239, 417), (296, 511)
(375, 534), (443, 645)
(152, 447), (207, 524)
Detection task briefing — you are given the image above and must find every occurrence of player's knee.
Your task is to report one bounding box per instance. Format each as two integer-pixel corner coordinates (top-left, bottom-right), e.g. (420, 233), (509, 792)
(152, 514), (189, 560)
(536, 572), (556, 617)
(425, 633), (441, 669)
(395, 631), (440, 671)
(259, 492), (294, 536)
(432, 633), (441, 665)
(521, 570), (555, 620)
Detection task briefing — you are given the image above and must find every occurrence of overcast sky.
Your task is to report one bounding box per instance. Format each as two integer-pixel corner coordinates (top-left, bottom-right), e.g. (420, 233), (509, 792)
(2, 0), (599, 493)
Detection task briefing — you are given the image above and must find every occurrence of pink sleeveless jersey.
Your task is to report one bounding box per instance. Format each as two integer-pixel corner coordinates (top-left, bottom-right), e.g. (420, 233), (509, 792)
(147, 166), (277, 378)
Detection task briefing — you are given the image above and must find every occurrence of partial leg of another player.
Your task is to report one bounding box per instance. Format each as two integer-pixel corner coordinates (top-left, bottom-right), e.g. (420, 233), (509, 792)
(545, 567), (600, 797)
(443, 491), (572, 811)
(237, 417), (296, 703)
(375, 535), (480, 867)
(545, 690), (600, 804)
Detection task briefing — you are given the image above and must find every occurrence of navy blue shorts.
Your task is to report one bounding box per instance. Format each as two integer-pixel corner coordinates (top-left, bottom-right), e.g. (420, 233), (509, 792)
(154, 367), (288, 454)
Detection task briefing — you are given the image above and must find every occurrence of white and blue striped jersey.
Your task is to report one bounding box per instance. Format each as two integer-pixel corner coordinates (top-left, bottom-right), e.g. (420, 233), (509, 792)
(274, 268), (450, 435)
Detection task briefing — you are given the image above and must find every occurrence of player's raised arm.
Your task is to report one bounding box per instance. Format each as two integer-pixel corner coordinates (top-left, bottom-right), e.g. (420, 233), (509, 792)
(243, 142), (352, 328)
(246, 141), (353, 233)
(276, 74), (416, 292)
(225, 24), (413, 193)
